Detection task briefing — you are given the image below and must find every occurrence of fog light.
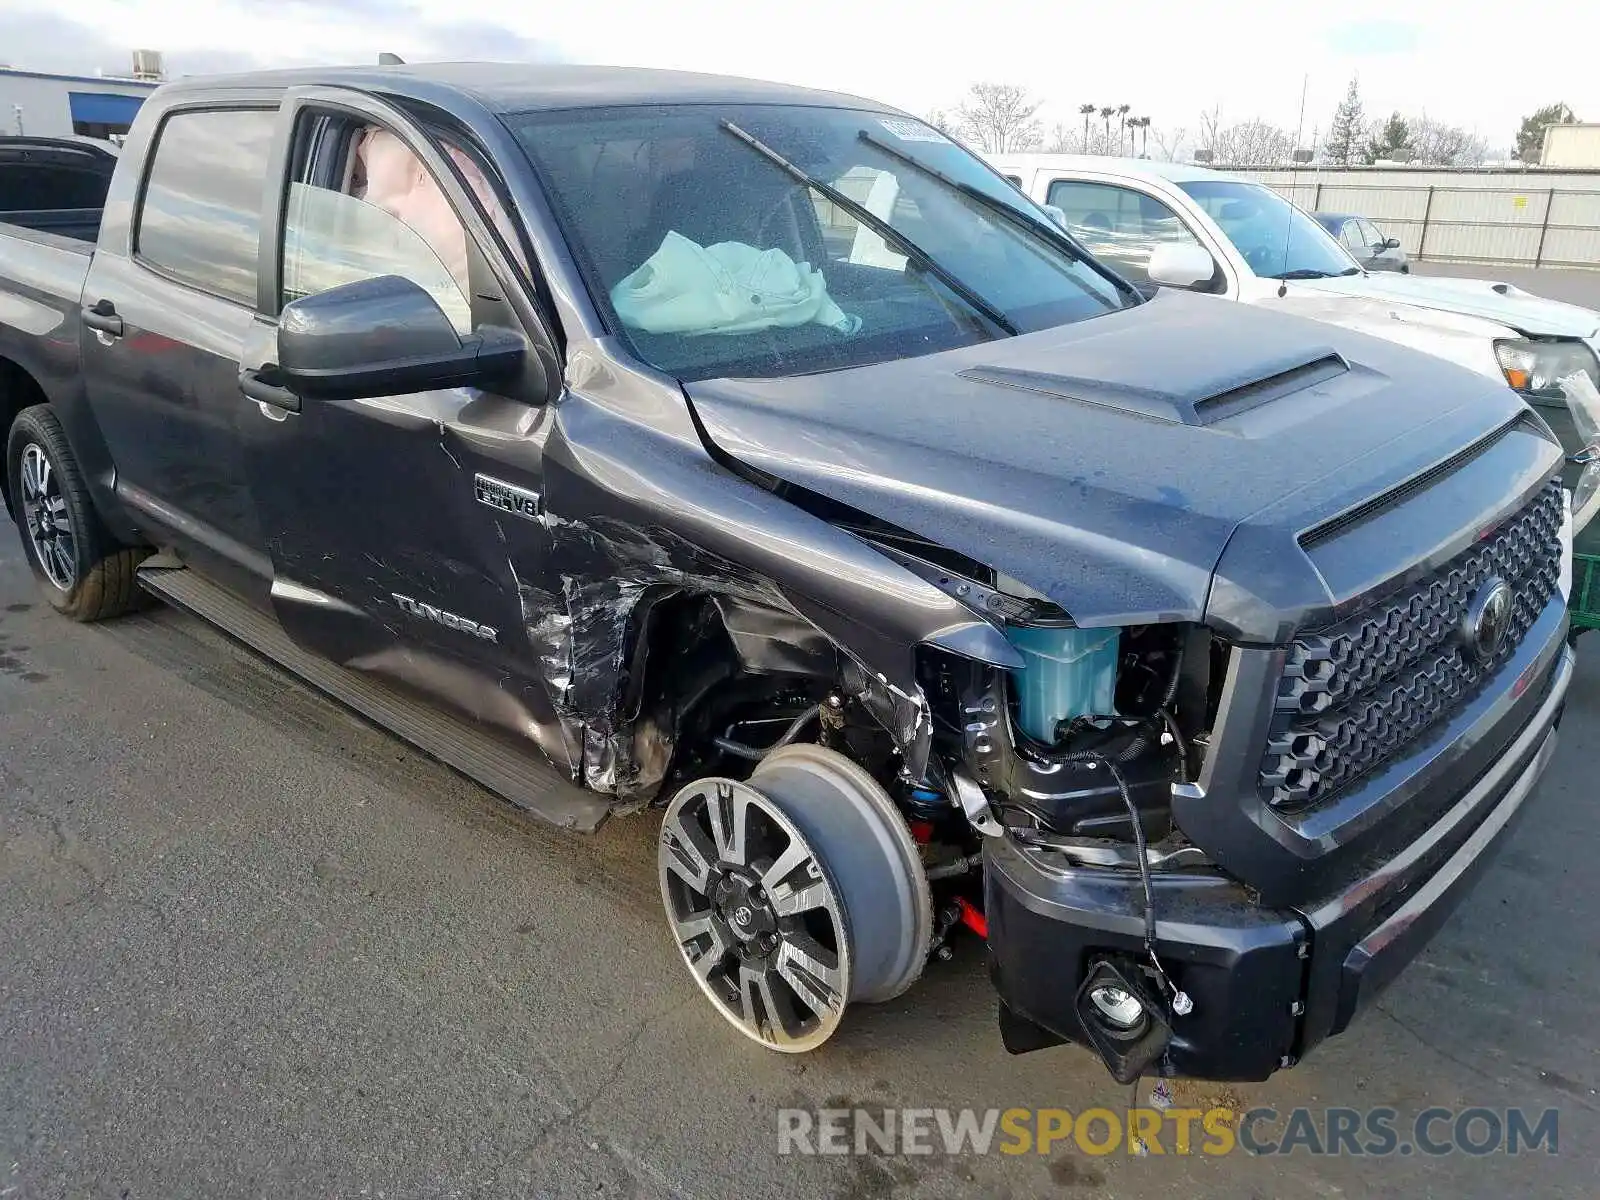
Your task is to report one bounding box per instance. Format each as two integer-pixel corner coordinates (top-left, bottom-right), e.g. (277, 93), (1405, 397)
(1075, 959), (1173, 1084)
(1088, 984), (1148, 1032)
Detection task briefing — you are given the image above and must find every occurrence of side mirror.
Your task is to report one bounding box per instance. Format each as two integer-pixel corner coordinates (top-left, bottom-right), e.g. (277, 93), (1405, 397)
(1040, 203), (1070, 230)
(1382, 237), (1402, 250)
(277, 274), (525, 403)
(1146, 242), (1217, 290)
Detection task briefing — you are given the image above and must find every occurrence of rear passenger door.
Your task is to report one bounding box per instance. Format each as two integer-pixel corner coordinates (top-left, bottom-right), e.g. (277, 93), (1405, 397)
(235, 88), (568, 740)
(79, 104), (280, 591)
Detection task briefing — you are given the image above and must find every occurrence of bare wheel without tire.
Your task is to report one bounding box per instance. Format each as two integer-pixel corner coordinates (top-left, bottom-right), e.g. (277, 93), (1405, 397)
(5, 405), (147, 621)
(658, 744), (932, 1053)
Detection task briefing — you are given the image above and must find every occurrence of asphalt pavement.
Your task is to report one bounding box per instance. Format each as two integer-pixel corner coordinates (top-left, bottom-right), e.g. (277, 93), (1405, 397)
(3, 498), (1599, 1197)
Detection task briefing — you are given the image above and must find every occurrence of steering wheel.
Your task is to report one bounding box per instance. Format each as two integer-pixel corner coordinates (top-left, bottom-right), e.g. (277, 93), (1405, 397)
(1243, 244), (1280, 274)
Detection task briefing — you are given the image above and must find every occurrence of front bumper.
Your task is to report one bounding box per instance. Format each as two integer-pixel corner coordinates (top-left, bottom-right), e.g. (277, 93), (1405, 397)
(984, 640), (1573, 1082)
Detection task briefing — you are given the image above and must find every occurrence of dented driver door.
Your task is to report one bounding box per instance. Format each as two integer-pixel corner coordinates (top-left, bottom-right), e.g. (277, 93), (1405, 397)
(236, 87), (577, 765)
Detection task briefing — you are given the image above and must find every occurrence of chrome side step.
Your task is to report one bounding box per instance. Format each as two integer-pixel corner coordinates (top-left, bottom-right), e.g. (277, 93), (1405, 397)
(137, 565), (612, 833)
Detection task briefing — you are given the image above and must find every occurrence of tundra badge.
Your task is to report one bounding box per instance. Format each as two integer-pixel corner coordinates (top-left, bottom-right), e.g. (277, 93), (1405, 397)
(391, 593), (499, 643)
(475, 473), (542, 522)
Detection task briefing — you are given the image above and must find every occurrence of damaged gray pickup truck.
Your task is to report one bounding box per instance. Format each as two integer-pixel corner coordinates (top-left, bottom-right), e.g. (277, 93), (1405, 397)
(0, 64), (1578, 1083)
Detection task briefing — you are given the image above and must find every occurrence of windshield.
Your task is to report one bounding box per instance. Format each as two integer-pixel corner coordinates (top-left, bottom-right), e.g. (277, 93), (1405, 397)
(511, 105), (1128, 380)
(1178, 180), (1360, 280)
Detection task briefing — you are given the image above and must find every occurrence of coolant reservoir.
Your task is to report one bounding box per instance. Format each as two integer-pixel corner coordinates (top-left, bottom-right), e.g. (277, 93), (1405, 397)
(1005, 624), (1121, 743)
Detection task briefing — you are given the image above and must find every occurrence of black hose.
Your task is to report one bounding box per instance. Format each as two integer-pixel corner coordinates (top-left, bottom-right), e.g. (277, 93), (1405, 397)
(1160, 708), (1190, 781)
(1111, 646), (1186, 763)
(712, 704), (822, 762)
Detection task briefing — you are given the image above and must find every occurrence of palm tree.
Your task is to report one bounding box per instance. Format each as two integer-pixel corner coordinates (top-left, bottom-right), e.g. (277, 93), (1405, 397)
(1079, 103), (1096, 152)
(1131, 116), (1151, 157)
(1117, 104), (1132, 154)
(1099, 106), (1114, 153)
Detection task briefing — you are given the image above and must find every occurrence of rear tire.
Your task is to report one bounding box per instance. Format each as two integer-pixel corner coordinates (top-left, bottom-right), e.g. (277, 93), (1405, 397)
(5, 404), (147, 621)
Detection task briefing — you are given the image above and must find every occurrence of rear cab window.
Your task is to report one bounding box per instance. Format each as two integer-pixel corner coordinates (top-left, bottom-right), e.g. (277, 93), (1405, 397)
(0, 153), (112, 213)
(135, 107), (277, 305)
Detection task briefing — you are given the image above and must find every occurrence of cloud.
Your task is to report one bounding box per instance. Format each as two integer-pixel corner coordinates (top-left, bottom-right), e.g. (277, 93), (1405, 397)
(1324, 19), (1424, 57)
(0, 12), (260, 76)
(408, 20), (564, 62)
(0, 3), (563, 79)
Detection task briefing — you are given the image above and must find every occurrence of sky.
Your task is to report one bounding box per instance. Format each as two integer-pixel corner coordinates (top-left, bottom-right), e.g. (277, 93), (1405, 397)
(1, 0), (1595, 154)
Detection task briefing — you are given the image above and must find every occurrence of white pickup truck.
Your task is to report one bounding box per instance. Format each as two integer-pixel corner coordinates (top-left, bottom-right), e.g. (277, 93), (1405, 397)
(989, 154), (1600, 529)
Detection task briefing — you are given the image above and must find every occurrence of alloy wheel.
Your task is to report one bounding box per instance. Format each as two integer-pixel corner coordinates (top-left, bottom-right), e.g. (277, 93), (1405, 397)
(18, 443), (76, 591)
(659, 777), (851, 1052)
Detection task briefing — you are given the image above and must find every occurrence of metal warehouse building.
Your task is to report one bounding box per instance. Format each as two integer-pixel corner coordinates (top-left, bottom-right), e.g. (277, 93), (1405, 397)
(1, 62), (161, 141)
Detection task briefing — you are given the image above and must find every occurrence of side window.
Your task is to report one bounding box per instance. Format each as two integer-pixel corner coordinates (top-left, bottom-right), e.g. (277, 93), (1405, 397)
(1358, 219), (1384, 248)
(1044, 179), (1204, 284)
(281, 121), (475, 334)
(136, 108), (277, 305)
(1340, 221), (1366, 252)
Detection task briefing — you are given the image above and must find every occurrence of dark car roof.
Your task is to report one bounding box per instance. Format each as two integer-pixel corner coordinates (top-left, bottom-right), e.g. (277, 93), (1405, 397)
(157, 62), (894, 117)
(1313, 212), (1356, 227)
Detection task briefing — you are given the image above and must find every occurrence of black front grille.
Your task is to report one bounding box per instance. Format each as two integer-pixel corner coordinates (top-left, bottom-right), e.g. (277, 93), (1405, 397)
(1260, 480), (1564, 810)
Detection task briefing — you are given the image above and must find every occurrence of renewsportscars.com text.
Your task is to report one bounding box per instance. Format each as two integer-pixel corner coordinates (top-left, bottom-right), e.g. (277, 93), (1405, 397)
(776, 1106), (1559, 1158)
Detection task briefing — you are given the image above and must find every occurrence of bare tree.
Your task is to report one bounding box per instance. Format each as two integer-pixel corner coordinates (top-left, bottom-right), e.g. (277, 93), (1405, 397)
(1408, 116), (1489, 166)
(1209, 120), (1296, 166)
(1151, 125), (1188, 162)
(1047, 122), (1075, 153)
(1198, 105), (1223, 158)
(954, 83), (1043, 153)
(923, 108), (959, 137)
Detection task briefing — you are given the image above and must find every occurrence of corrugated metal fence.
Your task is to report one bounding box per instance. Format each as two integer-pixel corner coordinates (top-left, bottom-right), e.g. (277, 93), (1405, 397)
(1224, 168), (1600, 271)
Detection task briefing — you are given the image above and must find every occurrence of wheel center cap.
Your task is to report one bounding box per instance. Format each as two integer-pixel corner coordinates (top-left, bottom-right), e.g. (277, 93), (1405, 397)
(715, 875), (777, 942)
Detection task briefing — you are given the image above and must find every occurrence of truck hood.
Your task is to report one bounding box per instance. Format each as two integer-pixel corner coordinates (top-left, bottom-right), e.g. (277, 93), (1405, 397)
(684, 291), (1530, 639)
(1295, 272), (1600, 339)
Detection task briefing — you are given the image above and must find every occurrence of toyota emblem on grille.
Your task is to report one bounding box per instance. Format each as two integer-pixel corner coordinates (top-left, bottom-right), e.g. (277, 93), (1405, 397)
(1463, 576), (1513, 664)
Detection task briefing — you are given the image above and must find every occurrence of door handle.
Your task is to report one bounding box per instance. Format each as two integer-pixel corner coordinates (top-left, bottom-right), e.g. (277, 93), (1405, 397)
(82, 298), (123, 337)
(239, 366), (301, 413)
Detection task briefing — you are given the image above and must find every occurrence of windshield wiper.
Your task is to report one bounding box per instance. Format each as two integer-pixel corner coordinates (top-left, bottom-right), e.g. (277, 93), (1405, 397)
(1270, 268), (1337, 280)
(719, 120), (1018, 337)
(856, 130), (1139, 305)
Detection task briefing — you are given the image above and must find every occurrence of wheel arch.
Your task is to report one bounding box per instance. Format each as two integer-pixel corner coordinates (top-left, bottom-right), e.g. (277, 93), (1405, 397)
(0, 351), (137, 543)
(590, 586), (846, 810)
(0, 355), (50, 519)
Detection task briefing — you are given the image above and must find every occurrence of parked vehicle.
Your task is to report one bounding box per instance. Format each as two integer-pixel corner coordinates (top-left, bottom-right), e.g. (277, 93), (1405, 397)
(0, 136), (117, 244)
(0, 66), (1578, 1083)
(1313, 211), (1410, 273)
(990, 155), (1600, 536)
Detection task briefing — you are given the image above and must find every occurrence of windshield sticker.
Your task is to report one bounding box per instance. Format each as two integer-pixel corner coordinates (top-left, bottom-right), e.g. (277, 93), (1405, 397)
(877, 117), (949, 144)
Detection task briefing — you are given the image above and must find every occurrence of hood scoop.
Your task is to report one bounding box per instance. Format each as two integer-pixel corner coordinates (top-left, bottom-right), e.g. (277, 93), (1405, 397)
(960, 348), (1348, 428)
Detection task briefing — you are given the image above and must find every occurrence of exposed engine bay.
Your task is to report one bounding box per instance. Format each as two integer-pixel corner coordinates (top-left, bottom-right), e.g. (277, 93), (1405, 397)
(649, 534), (1220, 1075)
